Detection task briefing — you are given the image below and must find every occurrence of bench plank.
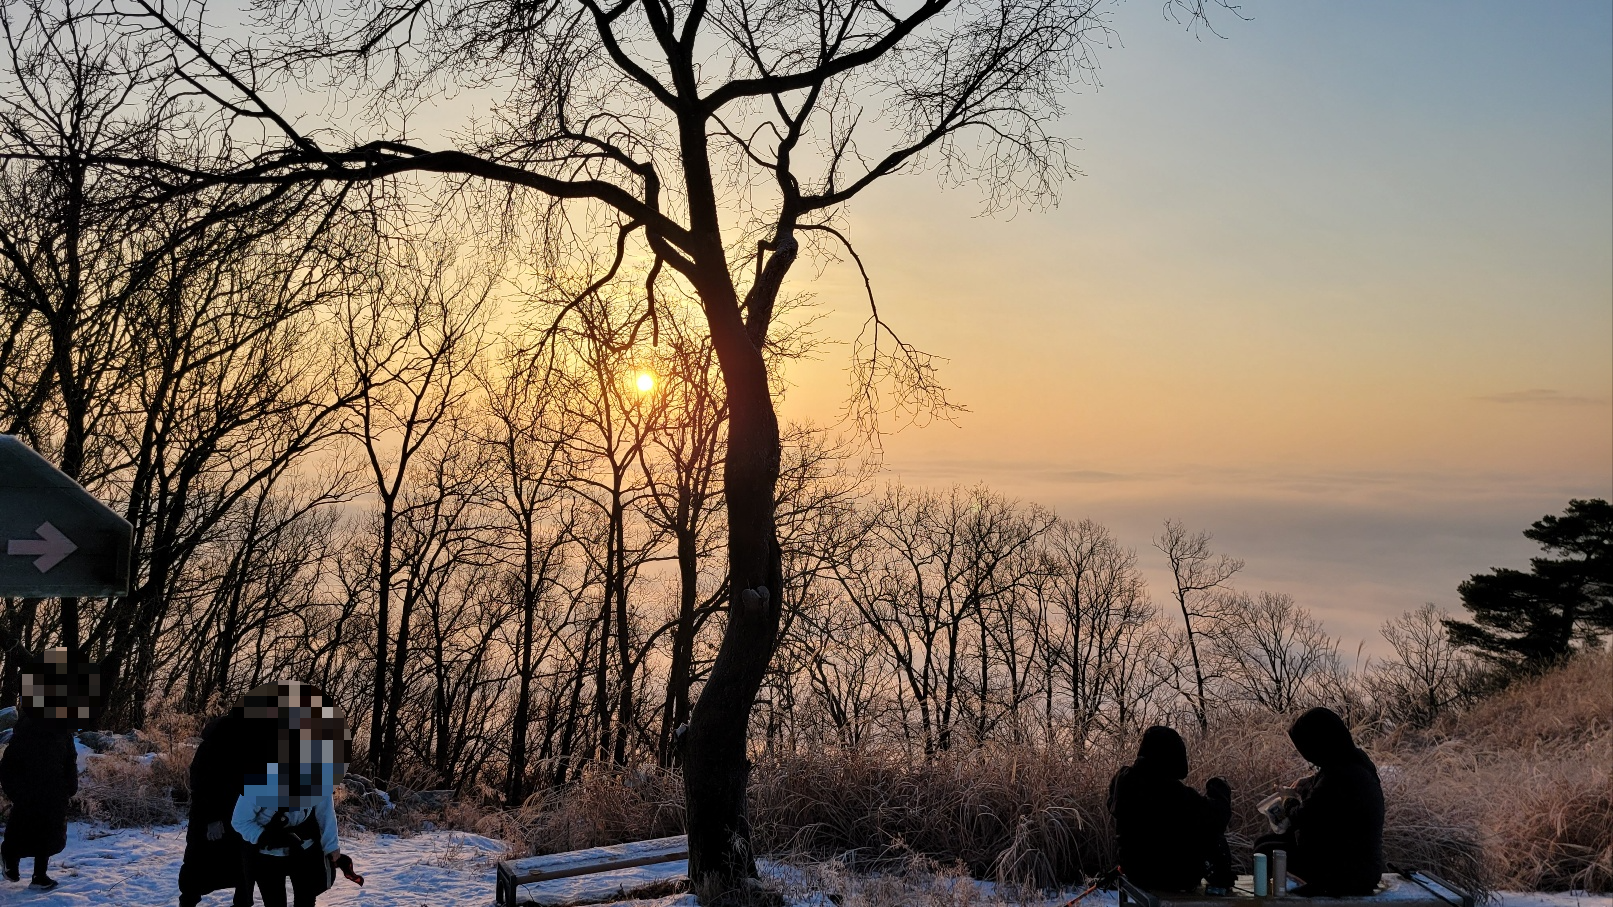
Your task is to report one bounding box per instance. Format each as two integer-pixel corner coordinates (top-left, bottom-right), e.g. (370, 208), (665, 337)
(497, 836), (689, 907)
(516, 858), (687, 907)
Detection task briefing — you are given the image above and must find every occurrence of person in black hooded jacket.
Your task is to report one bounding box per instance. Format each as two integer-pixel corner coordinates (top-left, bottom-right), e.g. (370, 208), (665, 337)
(1108, 725), (1235, 893)
(179, 711), (276, 907)
(1260, 707), (1385, 896)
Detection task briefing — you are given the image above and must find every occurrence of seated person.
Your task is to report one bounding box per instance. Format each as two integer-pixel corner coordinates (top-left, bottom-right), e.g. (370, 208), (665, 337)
(1108, 725), (1234, 893)
(1258, 707), (1385, 897)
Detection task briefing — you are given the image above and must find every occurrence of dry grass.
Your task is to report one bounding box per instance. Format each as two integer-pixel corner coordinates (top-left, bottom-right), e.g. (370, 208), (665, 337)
(762, 854), (1032, 907)
(1400, 651), (1613, 892)
(749, 746), (1119, 889)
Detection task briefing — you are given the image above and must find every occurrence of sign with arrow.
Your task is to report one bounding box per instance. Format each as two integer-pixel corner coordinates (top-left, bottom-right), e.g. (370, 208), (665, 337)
(0, 435), (131, 597)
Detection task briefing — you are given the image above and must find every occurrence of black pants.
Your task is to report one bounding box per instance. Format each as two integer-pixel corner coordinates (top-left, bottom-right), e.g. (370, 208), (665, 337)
(244, 850), (323, 907)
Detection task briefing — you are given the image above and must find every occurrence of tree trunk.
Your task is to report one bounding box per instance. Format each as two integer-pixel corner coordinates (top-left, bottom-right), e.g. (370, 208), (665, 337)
(658, 526), (699, 765)
(507, 536), (537, 806)
(681, 287), (781, 888)
(372, 504), (394, 777)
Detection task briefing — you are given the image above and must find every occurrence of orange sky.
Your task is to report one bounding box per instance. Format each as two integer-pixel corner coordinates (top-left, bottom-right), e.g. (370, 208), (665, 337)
(346, 0), (1608, 653)
(773, 1), (1613, 651)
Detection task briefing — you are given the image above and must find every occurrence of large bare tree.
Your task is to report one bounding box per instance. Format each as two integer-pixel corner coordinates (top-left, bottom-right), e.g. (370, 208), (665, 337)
(98, 0), (1230, 886)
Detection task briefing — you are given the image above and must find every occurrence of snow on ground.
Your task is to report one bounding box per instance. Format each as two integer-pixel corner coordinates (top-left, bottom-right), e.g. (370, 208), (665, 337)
(0, 824), (1606, 907)
(0, 821), (507, 906)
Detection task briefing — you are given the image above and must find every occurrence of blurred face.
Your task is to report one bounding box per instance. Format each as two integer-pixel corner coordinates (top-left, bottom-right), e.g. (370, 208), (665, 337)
(20, 647), (101, 723)
(235, 680), (350, 806)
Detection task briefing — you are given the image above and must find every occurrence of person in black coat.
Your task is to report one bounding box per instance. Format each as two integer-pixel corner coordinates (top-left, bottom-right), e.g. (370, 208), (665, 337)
(1108, 725), (1235, 893)
(179, 712), (275, 907)
(0, 710), (78, 891)
(1259, 707), (1385, 896)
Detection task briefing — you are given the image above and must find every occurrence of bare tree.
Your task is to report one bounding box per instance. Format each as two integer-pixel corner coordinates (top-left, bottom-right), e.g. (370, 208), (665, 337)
(339, 245), (490, 785)
(1209, 590), (1340, 716)
(1371, 603), (1473, 728)
(1029, 518), (1157, 747)
(0, 0), (342, 692)
(100, 0), (1234, 879)
(1154, 520), (1243, 731)
(636, 302), (729, 765)
(551, 293), (669, 765)
(479, 337), (578, 804)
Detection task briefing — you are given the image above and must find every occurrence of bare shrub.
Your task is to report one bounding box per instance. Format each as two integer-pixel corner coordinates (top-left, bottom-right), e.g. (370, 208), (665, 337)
(74, 744), (186, 827)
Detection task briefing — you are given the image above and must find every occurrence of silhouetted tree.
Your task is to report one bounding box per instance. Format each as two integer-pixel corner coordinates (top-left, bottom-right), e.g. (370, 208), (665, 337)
(96, 0), (1232, 879)
(1154, 520), (1242, 731)
(1370, 603), (1472, 728)
(1445, 498), (1613, 670)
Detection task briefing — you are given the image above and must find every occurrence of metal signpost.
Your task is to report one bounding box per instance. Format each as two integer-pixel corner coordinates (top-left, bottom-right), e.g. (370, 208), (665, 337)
(0, 435), (131, 598)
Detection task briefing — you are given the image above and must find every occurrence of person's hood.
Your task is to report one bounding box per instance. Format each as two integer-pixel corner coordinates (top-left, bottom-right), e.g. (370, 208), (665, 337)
(1132, 725), (1189, 779)
(1288, 707), (1359, 767)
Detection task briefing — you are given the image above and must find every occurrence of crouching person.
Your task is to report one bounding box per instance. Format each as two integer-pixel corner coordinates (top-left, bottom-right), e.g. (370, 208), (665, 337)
(1258, 707), (1385, 897)
(232, 681), (350, 907)
(1108, 725), (1235, 893)
(180, 698), (281, 907)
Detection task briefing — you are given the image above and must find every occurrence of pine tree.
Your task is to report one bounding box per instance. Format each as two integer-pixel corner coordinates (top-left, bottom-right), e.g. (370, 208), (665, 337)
(1445, 499), (1613, 668)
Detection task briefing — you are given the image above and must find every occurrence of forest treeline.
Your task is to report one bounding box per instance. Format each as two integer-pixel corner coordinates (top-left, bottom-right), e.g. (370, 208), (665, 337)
(0, 0), (1509, 810)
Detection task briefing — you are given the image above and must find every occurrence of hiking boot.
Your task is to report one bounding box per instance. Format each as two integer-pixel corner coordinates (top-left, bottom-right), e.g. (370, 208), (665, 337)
(2, 857), (18, 882)
(29, 875), (57, 891)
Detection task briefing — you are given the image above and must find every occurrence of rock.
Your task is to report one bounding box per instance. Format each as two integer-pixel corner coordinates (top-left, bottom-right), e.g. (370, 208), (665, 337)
(403, 789), (454, 811)
(342, 773), (377, 796)
(77, 730), (119, 753)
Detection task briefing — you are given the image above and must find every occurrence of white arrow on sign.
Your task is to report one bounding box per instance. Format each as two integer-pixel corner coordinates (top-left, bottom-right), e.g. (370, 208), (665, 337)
(7, 521), (78, 573)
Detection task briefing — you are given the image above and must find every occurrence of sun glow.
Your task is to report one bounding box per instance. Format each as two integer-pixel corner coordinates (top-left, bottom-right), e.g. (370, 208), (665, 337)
(635, 372), (656, 393)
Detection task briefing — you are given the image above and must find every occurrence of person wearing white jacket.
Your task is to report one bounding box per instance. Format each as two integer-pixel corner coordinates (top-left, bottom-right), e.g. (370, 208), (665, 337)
(232, 759), (342, 907)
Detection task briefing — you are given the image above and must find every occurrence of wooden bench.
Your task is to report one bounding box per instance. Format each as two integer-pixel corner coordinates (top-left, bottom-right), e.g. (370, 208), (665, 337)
(496, 835), (689, 907)
(1118, 872), (1474, 907)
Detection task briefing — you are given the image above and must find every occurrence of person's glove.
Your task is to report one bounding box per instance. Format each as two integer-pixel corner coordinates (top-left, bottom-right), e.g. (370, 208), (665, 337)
(256, 813), (296, 850)
(206, 821), (226, 841)
(256, 826), (297, 850)
(1206, 776), (1231, 801)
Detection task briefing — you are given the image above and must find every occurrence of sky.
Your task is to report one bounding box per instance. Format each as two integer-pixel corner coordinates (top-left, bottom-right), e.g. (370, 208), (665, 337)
(772, 1), (1613, 652)
(243, 0), (1611, 654)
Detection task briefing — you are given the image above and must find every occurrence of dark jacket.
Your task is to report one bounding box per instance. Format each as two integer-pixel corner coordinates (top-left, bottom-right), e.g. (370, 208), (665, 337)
(188, 714), (257, 832)
(179, 713), (274, 898)
(1287, 707), (1385, 896)
(1108, 726), (1231, 892)
(0, 713), (78, 858)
